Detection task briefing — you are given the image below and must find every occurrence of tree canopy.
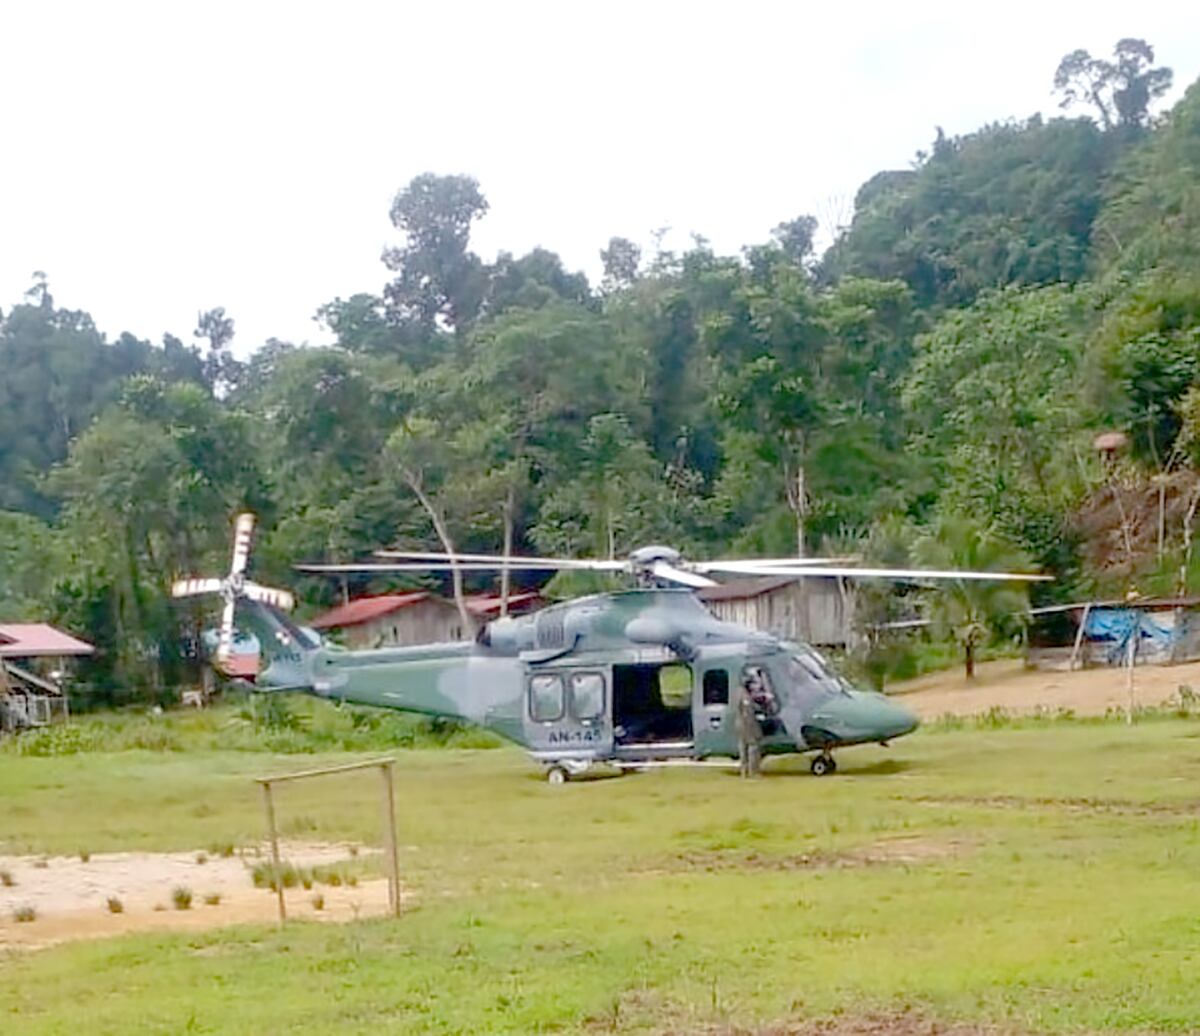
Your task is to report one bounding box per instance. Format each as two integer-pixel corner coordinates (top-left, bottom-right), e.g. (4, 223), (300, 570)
(4, 43), (1200, 696)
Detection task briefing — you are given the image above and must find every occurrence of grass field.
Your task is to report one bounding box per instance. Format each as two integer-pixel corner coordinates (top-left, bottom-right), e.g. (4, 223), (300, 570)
(2, 713), (1200, 1034)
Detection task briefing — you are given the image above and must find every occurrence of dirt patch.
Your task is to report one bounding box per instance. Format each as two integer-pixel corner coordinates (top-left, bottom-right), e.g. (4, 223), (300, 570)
(657, 836), (964, 875)
(664, 1009), (1022, 1035)
(0, 841), (408, 950)
(891, 658), (1200, 719)
(911, 793), (1200, 818)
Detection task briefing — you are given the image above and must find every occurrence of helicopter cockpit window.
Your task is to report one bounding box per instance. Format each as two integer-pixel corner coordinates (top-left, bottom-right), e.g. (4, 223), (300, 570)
(787, 647), (851, 697)
(570, 672), (605, 721)
(702, 669), (729, 705)
(529, 674), (565, 722)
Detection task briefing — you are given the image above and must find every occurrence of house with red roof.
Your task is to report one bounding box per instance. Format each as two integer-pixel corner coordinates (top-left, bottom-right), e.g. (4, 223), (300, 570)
(309, 590), (542, 650)
(0, 623), (94, 732)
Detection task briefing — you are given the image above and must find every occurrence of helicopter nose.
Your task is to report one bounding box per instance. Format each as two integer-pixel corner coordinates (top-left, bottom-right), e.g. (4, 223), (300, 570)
(811, 691), (919, 744)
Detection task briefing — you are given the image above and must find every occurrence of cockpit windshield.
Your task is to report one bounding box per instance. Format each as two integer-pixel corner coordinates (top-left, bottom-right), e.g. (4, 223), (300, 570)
(785, 644), (853, 698)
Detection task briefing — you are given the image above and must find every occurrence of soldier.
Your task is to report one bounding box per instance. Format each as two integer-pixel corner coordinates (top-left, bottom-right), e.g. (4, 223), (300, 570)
(737, 671), (764, 778)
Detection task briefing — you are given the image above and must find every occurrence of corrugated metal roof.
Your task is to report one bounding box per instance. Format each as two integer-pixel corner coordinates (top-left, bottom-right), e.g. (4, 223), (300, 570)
(0, 624), (95, 657)
(308, 592), (432, 630)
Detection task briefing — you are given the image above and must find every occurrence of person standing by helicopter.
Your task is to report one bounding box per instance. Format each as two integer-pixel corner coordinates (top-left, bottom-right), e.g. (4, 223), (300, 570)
(737, 670), (766, 778)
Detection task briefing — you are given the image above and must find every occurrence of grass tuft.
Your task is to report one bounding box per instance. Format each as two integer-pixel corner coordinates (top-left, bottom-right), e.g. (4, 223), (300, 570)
(106, 896), (124, 914)
(12, 905), (36, 923)
(202, 893), (221, 906)
(171, 886), (193, 910)
(0, 868), (14, 887)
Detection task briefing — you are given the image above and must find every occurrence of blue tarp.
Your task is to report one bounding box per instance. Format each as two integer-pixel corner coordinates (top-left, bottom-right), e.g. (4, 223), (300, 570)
(1083, 608), (1176, 664)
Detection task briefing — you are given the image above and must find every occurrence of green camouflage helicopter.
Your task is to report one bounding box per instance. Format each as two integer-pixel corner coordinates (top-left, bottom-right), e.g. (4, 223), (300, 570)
(174, 515), (1048, 781)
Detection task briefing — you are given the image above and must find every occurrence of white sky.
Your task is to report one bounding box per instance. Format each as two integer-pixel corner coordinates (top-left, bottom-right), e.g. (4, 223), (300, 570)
(2, 1), (1198, 356)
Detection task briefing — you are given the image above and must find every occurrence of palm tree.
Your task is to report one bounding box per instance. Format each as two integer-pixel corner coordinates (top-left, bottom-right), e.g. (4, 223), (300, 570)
(915, 516), (1033, 678)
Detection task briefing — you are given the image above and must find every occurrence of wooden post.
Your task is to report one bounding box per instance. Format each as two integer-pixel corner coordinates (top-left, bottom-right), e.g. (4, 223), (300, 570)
(381, 761), (401, 917)
(1068, 603), (1091, 671)
(1125, 614), (1137, 726)
(260, 780), (286, 922)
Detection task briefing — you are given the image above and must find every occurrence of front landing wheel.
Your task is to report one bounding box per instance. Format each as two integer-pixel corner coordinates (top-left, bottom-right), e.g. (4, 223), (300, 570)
(810, 754), (837, 777)
(546, 765), (570, 785)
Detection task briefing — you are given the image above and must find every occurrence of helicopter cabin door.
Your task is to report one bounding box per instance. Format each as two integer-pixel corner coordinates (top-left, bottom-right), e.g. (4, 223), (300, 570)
(694, 652), (741, 758)
(523, 666), (613, 762)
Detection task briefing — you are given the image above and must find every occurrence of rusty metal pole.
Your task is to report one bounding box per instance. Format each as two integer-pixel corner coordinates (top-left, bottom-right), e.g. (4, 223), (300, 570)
(260, 780), (286, 922)
(381, 761), (401, 917)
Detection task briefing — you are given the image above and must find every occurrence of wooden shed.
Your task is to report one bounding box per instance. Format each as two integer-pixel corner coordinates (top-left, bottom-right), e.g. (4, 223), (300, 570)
(309, 591), (542, 649)
(697, 577), (852, 648)
(0, 624), (94, 732)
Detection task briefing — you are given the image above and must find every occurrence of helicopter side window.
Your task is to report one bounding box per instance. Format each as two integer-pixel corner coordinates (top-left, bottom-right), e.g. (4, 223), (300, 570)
(528, 674), (565, 722)
(702, 669), (729, 705)
(570, 672), (605, 721)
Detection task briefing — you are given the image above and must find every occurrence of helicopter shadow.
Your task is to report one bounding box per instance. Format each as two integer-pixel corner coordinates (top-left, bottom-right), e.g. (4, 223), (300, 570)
(750, 756), (917, 779)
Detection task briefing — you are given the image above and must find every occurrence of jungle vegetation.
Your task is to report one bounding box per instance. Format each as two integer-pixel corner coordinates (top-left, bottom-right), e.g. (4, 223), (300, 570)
(2, 40), (1198, 700)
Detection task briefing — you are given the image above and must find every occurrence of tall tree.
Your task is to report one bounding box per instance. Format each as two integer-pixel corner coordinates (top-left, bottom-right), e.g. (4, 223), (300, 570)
(1054, 39), (1173, 131)
(382, 173), (489, 344)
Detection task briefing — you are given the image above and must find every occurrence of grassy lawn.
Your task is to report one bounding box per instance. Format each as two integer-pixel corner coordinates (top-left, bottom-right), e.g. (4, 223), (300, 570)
(2, 716), (1200, 1033)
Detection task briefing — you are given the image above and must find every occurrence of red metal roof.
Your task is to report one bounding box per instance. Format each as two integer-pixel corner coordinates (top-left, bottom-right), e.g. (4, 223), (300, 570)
(308, 592), (432, 630)
(308, 590), (544, 630)
(464, 591), (542, 616)
(0, 624), (95, 658)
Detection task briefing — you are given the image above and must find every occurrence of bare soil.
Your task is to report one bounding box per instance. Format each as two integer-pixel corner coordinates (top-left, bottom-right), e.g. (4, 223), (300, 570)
(0, 841), (404, 950)
(890, 658), (1200, 719)
(670, 1010), (1021, 1035)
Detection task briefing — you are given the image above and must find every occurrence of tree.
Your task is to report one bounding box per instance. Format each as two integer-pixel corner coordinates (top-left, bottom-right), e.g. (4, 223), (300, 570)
(194, 306), (242, 397)
(915, 516), (1033, 678)
(382, 173), (489, 341)
(772, 215), (818, 267)
(824, 117), (1115, 308)
(600, 236), (641, 291)
(1054, 39), (1173, 131)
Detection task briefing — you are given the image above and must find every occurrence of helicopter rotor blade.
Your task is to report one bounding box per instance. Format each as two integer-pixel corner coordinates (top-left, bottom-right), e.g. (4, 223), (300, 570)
(242, 582), (296, 610)
(702, 563), (1051, 582)
(217, 598), (236, 661)
(650, 560), (717, 588)
(229, 512), (255, 577)
(295, 561), (598, 574)
(693, 555), (860, 572)
(171, 577), (224, 598)
(375, 550), (626, 571)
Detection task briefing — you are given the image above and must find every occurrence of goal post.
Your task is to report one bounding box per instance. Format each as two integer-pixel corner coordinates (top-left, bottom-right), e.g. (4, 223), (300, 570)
(254, 756), (402, 923)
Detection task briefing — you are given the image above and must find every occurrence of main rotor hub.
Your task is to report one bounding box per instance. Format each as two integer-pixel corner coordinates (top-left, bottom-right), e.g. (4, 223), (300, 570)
(627, 545), (683, 566)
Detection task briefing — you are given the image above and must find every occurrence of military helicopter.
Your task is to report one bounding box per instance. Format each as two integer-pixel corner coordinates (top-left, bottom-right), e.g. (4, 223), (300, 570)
(173, 515), (1049, 781)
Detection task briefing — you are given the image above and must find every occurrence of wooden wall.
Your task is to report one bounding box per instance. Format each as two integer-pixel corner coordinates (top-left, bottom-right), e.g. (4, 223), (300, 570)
(344, 600), (470, 650)
(703, 580), (850, 647)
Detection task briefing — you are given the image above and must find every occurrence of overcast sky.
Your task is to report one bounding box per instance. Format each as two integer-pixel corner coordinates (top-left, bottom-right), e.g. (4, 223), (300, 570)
(2, 1), (1198, 356)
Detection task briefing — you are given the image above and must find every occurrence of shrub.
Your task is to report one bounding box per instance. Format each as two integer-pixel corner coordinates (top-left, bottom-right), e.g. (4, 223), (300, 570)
(203, 893), (221, 906)
(13, 905), (36, 923)
(106, 896), (124, 914)
(171, 886), (193, 910)
(0, 869), (14, 887)
(311, 893), (325, 911)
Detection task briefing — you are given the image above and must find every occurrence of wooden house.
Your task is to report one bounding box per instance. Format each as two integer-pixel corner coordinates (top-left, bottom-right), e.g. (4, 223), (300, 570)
(309, 591), (543, 649)
(697, 577), (853, 648)
(0, 624), (94, 733)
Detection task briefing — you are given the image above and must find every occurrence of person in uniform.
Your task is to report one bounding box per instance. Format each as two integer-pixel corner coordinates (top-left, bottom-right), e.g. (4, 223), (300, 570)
(737, 670), (765, 778)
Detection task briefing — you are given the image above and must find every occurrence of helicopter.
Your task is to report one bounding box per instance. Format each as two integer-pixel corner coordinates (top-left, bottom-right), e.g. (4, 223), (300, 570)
(173, 515), (1049, 782)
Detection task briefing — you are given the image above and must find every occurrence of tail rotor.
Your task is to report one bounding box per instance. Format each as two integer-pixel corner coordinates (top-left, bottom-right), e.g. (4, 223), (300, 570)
(172, 512), (295, 665)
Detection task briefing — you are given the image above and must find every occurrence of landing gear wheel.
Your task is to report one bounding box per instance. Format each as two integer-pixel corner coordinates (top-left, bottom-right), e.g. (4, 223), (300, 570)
(810, 754), (837, 777)
(546, 766), (569, 785)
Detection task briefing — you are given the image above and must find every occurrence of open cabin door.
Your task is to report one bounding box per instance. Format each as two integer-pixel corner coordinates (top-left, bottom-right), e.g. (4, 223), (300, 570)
(521, 664), (614, 762)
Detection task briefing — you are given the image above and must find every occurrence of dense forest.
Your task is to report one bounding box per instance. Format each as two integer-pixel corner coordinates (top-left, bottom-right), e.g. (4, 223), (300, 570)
(3, 40), (1198, 702)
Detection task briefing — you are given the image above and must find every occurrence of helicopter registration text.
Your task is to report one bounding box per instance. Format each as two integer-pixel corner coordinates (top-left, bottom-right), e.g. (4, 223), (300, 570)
(545, 727), (606, 745)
